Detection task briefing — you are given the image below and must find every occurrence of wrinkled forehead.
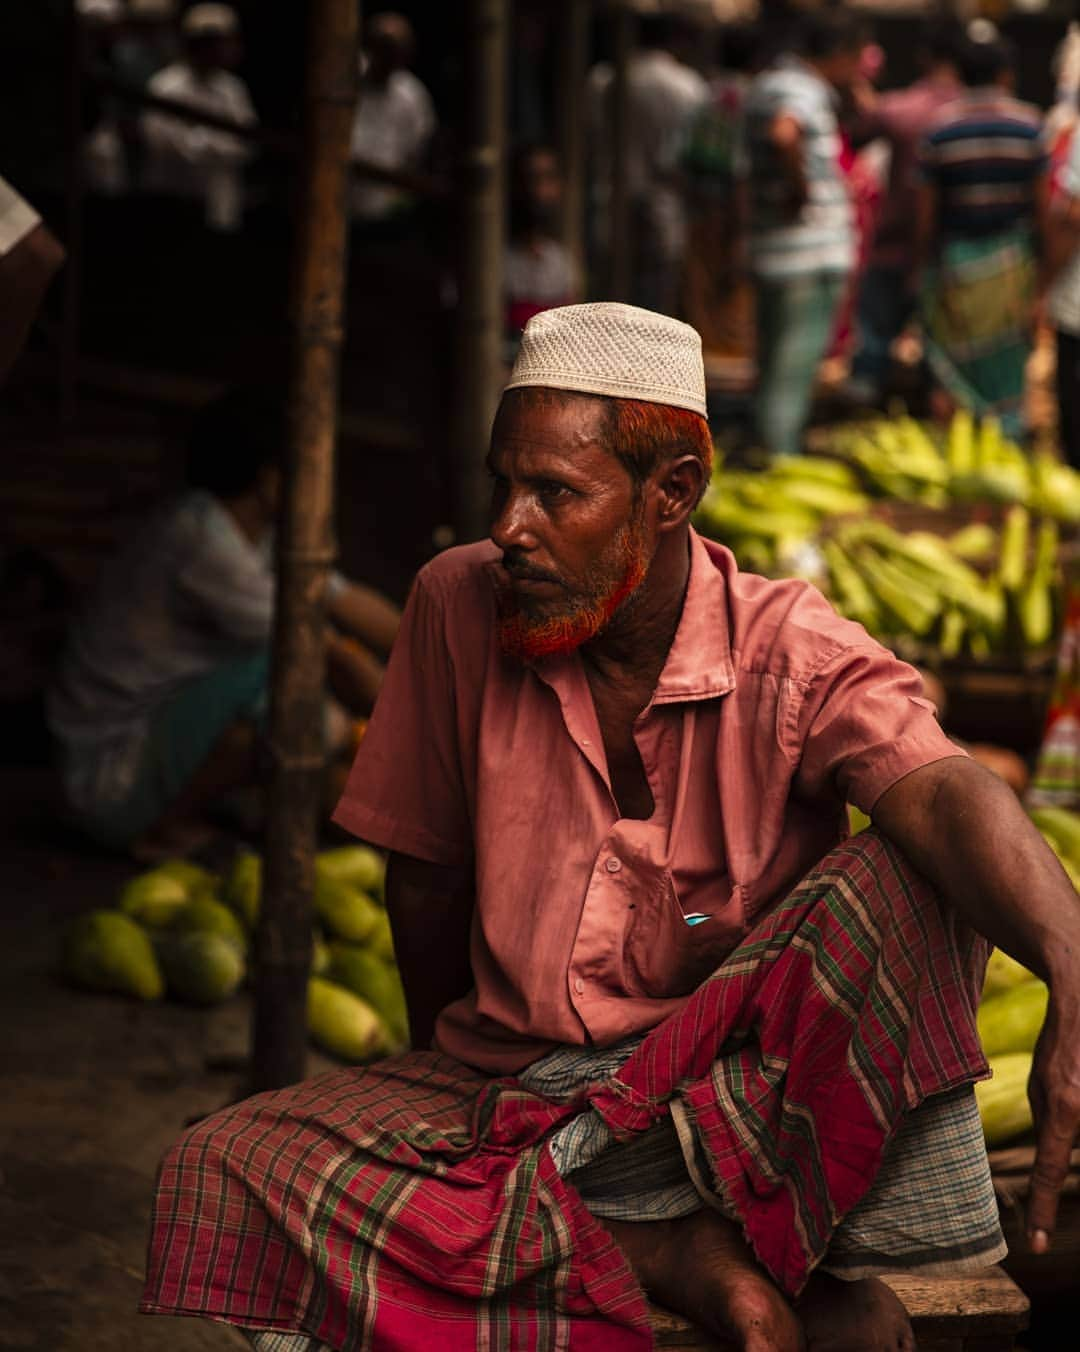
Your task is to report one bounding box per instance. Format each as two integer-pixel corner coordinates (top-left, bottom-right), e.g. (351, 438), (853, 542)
(492, 387), (610, 453)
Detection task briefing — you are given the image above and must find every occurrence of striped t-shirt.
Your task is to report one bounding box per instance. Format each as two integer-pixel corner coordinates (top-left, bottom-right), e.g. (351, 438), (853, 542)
(920, 88), (1047, 238)
(740, 57), (854, 279)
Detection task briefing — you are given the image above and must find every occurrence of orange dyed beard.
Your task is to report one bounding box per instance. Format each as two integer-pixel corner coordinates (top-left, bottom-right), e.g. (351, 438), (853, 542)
(497, 523), (650, 661)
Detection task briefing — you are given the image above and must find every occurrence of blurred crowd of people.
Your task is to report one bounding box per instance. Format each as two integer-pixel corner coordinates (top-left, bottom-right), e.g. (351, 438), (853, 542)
(57, 2), (1080, 469)
(577, 10), (1080, 464)
(78, 2), (438, 233)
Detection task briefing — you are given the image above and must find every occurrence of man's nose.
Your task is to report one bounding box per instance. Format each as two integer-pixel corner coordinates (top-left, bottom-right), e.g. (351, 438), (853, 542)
(489, 486), (537, 553)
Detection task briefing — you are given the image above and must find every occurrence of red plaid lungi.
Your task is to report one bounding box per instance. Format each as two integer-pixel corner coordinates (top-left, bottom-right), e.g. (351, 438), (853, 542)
(141, 832), (989, 1351)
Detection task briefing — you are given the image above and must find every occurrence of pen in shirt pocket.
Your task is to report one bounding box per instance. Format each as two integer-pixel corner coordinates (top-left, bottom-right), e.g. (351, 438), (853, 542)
(682, 912), (711, 927)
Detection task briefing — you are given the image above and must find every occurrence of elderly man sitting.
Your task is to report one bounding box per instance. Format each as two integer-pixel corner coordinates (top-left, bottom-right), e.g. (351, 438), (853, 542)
(142, 305), (1080, 1351)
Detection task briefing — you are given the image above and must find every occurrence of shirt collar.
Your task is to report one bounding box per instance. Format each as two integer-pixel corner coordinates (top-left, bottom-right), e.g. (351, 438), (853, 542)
(651, 527), (736, 705)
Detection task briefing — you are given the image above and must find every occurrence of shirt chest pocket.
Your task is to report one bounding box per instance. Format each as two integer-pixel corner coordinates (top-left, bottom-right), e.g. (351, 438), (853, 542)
(621, 857), (736, 999)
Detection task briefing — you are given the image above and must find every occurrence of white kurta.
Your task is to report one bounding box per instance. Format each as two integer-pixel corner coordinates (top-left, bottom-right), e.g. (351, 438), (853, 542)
(141, 62), (257, 231)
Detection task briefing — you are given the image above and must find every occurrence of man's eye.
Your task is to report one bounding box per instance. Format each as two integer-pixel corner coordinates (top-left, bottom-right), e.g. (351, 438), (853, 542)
(538, 481), (570, 502)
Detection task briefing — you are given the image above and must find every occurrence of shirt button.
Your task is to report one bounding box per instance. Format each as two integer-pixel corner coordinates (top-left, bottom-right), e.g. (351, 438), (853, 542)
(574, 977), (585, 994)
(605, 857), (622, 873)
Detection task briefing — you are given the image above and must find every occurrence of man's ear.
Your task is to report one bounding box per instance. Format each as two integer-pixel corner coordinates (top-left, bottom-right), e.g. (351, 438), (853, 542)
(655, 455), (706, 531)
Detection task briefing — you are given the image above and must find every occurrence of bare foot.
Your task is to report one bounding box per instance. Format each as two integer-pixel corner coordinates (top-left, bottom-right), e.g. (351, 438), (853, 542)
(603, 1210), (805, 1352)
(796, 1272), (914, 1352)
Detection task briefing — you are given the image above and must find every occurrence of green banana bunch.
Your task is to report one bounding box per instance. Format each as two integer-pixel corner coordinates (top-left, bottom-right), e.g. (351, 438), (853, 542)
(816, 410), (1080, 522)
(1017, 519), (1059, 649)
(694, 455), (871, 576)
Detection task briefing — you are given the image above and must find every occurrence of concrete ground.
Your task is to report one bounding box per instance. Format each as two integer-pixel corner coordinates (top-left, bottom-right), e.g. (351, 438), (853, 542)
(0, 768), (337, 1351)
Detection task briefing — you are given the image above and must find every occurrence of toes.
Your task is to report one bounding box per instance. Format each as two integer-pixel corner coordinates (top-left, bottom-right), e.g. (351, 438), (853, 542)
(798, 1275), (913, 1352)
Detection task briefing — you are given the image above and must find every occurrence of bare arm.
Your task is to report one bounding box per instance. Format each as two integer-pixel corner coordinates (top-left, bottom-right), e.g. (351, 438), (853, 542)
(768, 113), (807, 220)
(327, 579), (402, 656)
(326, 631), (385, 715)
(385, 851), (474, 1051)
(873, 756), (1080, 1253)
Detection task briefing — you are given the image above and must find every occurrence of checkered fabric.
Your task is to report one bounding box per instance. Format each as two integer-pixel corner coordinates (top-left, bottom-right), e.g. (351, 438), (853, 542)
(241, 1080), (1004, 1352)
(142, 831), (990, 1351)
(522, 1041), (1004, 1275)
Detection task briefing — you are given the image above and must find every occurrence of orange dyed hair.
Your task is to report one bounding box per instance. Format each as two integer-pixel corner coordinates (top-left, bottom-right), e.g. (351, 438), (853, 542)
(603, 397), (714, 505)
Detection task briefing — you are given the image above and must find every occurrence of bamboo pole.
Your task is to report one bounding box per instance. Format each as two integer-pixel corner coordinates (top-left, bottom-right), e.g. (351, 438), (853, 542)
(608, 4), (633, 302)
(60, 0), (86, 425)
(556, 0), (589, 280)
(250, 0), (357, 1093)
(452, 0), (508, 545)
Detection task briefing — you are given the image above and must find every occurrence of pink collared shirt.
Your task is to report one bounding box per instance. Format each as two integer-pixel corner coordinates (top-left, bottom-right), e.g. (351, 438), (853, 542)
(334, 530), (962, 1074)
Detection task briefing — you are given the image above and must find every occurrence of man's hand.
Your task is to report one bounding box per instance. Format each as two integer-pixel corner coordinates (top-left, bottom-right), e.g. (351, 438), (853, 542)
(1028, 987), (1080, 1251)
(327, 580), (401, 656)
(873, 756), (1080, 1251)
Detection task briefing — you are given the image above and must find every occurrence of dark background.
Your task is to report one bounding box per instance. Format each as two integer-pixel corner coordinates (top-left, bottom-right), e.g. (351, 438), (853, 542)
(0, 0), (1073, 762)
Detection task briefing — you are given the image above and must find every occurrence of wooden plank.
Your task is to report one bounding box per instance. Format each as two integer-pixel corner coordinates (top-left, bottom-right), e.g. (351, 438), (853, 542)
(882, 1269), (1028, 1341)
(646, 1266), (1028, 1350)
(989, 1145), (1080, 1175)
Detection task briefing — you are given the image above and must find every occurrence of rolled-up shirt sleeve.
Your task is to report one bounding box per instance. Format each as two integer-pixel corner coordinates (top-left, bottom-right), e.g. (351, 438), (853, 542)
(794, 643), (966, 813)
(332, 571), (471, 867)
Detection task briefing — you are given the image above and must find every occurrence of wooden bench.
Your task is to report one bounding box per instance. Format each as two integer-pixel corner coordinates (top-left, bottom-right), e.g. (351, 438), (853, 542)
(648, 1265), (1030, 1351)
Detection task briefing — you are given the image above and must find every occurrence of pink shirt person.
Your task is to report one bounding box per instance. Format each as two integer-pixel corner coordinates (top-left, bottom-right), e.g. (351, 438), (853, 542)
(335, 528), (962, 1074)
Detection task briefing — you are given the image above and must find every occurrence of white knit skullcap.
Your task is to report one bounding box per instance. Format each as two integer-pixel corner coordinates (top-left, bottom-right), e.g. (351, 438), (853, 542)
(182, 3), (239, 37)
(505, 302), (707, 419)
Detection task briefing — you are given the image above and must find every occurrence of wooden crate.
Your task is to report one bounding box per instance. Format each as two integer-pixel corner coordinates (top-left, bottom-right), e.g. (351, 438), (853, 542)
(931, 662), (1054, 755)
(647, 1266), (1029, 1350)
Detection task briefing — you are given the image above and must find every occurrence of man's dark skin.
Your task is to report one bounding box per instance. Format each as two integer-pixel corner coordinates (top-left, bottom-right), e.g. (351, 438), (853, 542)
(385, 389), (1080, 1349)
